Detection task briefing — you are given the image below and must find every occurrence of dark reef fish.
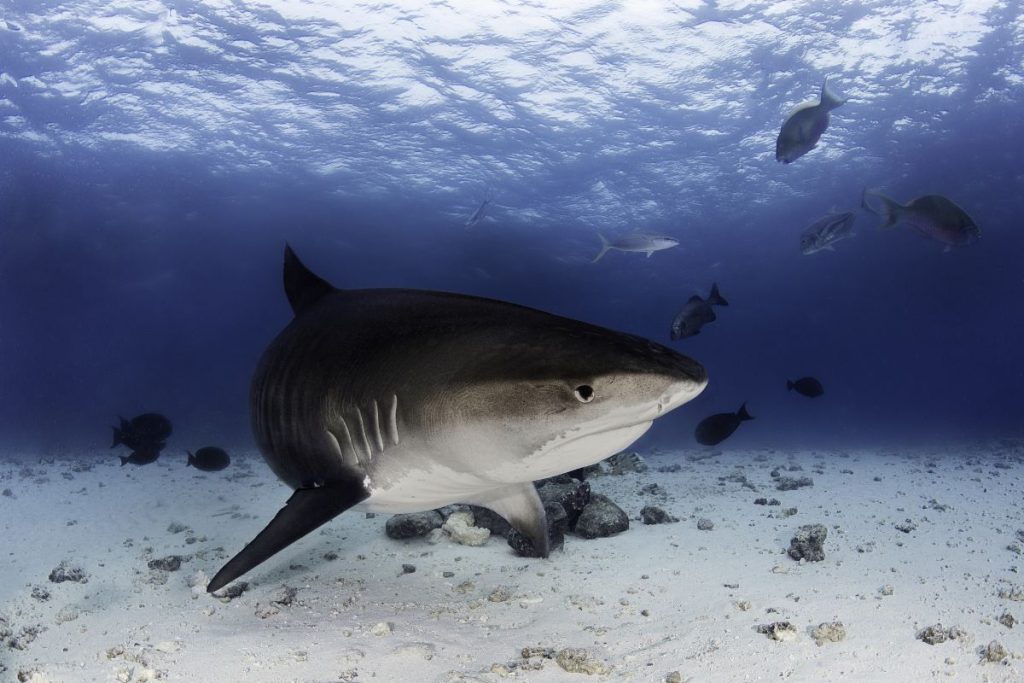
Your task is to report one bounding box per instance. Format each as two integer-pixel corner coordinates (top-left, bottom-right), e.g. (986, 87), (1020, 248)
(695, 403), (753, 446)
(111, 413), (173, 450)
(120, 445), (161, 467)
(207, 245), (707, 592)
(670, 283), (728, 340)
(787, 377), (824, 398)
(800, 211), (856, 255)
(187, 447), (231, 472)
(862, 189), (980, 249)
(775, 77), (846, 164)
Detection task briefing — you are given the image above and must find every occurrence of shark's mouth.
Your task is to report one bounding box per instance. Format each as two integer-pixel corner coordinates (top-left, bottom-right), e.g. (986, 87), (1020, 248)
(525, 420), (654, 481)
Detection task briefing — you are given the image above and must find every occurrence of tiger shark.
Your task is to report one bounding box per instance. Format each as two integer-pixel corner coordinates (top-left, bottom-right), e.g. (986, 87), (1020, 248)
(208, 246), (707, 592)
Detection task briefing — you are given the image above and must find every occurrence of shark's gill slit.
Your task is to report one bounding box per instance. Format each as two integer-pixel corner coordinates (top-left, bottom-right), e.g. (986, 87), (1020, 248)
(370, 399), (384, 452)
(354, 407), (373, 463)
(388, 394), (400, 445)
(325, 429), (344, 463)
(334, 416), (356, 468)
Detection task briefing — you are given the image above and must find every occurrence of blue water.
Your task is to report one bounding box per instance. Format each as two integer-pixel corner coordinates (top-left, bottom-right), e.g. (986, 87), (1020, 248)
(1, 1), (1021, 454)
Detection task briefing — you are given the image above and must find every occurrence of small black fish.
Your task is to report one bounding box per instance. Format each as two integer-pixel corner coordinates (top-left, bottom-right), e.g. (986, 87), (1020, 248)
(187, 447), (231, 472)
(787, 377), (824, 398)
(670, 283), (729, 340)
(111, 413), (173, 450)
(695, 403), (753, 446)
(120, 446), (161, 467)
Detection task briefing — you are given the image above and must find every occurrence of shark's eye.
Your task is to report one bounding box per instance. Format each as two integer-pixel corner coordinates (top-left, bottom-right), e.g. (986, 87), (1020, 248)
(574, 385), (595, 403)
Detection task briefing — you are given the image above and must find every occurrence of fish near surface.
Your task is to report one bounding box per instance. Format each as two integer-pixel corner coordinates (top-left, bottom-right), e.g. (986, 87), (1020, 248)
(207, 246), (707, 592)
(776, 77), (846, 164)
(592, 233), (679, 263)
(670, 283), (729, 340)
(801, 211), (856, 255)
(787, 377), (824, 398)
(862, 190), (980, 249)
(695, 403), (753, 446)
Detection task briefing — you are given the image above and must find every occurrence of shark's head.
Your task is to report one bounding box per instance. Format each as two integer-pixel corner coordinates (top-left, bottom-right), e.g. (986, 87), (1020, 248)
(414, 309), (708, 483)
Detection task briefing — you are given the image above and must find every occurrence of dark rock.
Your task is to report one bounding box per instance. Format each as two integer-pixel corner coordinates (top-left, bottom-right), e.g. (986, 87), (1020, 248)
(776, 476), (813, 491)
(788, 524), (827, 562)
(895, 519), (918, 533)
(606, 451), (647, 474)
(147, 555), (184, 572)
(696, 518), (714, 531)
(385, 511), (444, 539)
(29, 587), (49, 602)
(401, 564), (416, 574)
(467, 506), (512, 537)
(507, 502), (567, 558)
(537, 479), (591, 530)
(167, 522), (189, 534)
(213, 581), (249, 602)
(640, 506), (678, 525)
(917, 624), (965, 645)
(48, 561), (88, 584)
(271, 585), (297, 606)
(998, 612), (1015, 628)
(575, 495), (629, 539)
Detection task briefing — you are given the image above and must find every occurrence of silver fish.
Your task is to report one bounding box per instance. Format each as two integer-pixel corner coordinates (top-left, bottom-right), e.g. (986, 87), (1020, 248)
(800, 211), (856, 255)
(671, 283), (728, 340)
(862, 189), (980, 249)
(592, 233), (679, 263)
(776, 78), (846, 164)
(465, 196), (491, 229)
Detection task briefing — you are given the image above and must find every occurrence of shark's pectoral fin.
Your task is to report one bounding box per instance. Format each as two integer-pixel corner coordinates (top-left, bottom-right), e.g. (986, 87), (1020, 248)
(468, 482), (549, 558)
(207, 479), (369, 593)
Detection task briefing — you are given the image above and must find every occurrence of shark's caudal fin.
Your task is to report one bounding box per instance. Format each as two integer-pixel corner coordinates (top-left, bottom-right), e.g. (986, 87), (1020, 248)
(283, 244), (336, 316)
(707, 283), (728, 307)
(207, 480), (369, 593)
(591, 233), (611, 263)
(820, 77), (846, 110)
(737, 402), (754, 421)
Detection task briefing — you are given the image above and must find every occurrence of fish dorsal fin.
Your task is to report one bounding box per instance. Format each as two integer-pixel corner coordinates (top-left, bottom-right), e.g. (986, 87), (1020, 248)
(283, 245), (337, 316)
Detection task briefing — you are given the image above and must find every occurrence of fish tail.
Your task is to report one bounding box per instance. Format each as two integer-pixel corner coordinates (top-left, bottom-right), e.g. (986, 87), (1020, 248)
(187, 451), (194, 467)
(786, 380), (794, 391)
(707, 283), (728, 307)
(737, 402), (754, 421)
(120, 456), (128, 466)
(111, 427), (122, 448)
(591, 233), (611, 263)
(869, 191), (901, 230)
(820, 76), (846, 110)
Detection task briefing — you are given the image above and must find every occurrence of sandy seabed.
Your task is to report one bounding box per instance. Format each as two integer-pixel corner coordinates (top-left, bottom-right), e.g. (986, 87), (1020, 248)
(1, 443), (1023, 682)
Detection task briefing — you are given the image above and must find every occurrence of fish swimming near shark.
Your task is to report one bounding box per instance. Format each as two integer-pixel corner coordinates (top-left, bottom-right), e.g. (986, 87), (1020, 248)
(592, 233), (679, 263)
(207, 246), (708, 592)
(776, 77), (846, 164)
(861, 189), (980, 249)
(465, 195), (491, 229)
(670, 283), (729, 340)
(800, 211), (856, 255)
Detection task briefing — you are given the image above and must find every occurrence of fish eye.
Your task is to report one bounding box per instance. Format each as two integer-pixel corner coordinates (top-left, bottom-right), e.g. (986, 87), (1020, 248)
(574, 385), (595, 403)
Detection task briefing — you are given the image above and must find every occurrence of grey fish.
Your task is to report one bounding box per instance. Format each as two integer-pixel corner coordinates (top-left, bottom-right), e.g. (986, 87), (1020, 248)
(207, 245), (707, 592)
(592, 233), (679, 263)
(787, 377), (824, 398)
(120, 445), (161, 467)
(862, 189), (980, 249)
(800, 211), (856, 255)
(670, 283), (728, 340)
(111, 413), (173, 450)
(187, 447), (231, 472)
(695, 403), (753, 446)
(776, 78), (846, 164)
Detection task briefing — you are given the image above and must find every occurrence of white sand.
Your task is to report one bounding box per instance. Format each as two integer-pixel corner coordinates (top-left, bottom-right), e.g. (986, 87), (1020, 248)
(2, 444), (1022, 682)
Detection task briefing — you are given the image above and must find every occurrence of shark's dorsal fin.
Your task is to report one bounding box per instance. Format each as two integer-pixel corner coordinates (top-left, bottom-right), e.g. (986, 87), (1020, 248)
(284, 244), (336, 316)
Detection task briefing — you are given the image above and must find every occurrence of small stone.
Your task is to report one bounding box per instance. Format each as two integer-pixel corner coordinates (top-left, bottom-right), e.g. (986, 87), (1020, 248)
(640, 506), (678, 525)
(30, 587), (50, 602)
(401, 564), (416, 575)
(554, 647), (611, 675)
(917, 624), (964, 645)
(48, 561), (88, 584)
(385, 511), (444, 539)
(775, 476), (813, 491)
(55, 605), (80, 624)
(606, 451), (647, 474)
(213, 581), (249, 603)
(575, 495), (629, 539)
(488, 586), (515, 602)
(271, 585), (297, 606)
(147, 555), (183, 572)
(880, 584), (894, 596)
(665, 672), (683, 683)
(756, 621), (797, 642)
(810, 621), (846, 646)
(370, 621), (392, 636)
(788, 524), (827, 562)
(696, 518), (714, 531)
(736, 600), (752, 611)
(442, 511), (491, 546)
(982, 640), (1008, 663)
(997, 612), (1015, 628)
(167, 522), (189, 534)
(894, 519), (918, 534)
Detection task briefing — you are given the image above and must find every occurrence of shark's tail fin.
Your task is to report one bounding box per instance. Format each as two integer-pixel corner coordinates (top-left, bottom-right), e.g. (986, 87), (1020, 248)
(820, 77), (846, 110)
(862, 189), (901, 230)
(737, 403), (754, 421)
(591, 233), (611, 263)
(707, 283), (728, 307)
